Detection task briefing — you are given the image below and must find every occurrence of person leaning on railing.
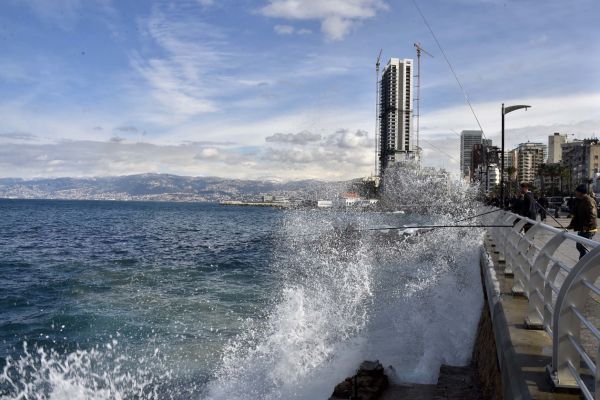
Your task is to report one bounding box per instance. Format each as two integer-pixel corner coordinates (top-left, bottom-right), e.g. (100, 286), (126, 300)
(566, 184), (598, 259)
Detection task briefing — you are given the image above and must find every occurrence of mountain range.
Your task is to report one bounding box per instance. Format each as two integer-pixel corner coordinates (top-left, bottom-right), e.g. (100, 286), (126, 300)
(0, 174), (351, 202)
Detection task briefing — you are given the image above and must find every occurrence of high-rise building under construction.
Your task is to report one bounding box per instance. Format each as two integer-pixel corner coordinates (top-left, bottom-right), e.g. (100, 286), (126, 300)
(378, 58), (414, 174)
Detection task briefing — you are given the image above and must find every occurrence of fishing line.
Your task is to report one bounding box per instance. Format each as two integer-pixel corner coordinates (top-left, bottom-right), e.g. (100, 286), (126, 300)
(534, 199), (592, 253)
(363, 224), (512, 231)
(455, 208), (503, 222)
(228, 223), (512, 246)
(534, 200), (568, 230)
(418, 137), (461, 164)
(410, 0), (487, 138)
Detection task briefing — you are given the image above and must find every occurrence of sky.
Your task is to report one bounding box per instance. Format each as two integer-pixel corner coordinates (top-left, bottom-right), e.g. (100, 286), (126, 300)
(0, 0), (599, 181)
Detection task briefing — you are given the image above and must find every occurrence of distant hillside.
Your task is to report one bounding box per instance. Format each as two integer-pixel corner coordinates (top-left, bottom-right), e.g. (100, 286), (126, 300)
(0, 174), (352, 202)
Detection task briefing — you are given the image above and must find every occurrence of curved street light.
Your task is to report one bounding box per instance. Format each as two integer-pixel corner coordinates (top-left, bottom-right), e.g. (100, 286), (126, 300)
(501, 103), (532, 205)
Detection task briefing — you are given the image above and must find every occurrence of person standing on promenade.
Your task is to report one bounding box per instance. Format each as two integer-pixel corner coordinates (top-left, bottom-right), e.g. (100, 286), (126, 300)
(517, 183), (537, 232)
(567, 184), (598, 259)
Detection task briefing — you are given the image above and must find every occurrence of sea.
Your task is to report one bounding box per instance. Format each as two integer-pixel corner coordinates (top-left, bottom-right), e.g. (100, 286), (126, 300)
(0, 198), (484, 399)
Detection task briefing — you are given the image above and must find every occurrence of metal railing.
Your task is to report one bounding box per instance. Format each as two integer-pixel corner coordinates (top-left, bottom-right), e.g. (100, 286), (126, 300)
(486, 210), (600, 398)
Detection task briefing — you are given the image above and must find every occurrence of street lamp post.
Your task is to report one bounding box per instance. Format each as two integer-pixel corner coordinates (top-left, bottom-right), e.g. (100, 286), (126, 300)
(501, 103), (531, 206)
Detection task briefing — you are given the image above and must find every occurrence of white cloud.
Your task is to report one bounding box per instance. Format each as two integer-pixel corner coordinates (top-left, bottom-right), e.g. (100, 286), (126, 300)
(0, 125), (375, 180)
(3, 90), (597, 179)
(0, 132), (38, 141)
(273, 24), (313, 36)
(260, 0), (387, 40)
(262, 128), (373, 174)
(421, 92), (600, 141)
(325, 129), (370, 148)
(274, 24), (295, 35)
(131, 6), (224, 122)
(196, 147), (220, 159)
(321, 16), (353, 41)
(266, 131), (322, 144)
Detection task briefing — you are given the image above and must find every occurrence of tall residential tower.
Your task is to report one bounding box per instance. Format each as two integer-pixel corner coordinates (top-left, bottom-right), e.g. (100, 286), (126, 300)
(460, 130), (483, 178)
(379, 58), (414, 173)
(517, 142), (547, 184)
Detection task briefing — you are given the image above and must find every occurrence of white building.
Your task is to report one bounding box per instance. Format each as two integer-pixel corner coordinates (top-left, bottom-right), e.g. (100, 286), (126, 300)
(548, 132), (567, 163)
(317, 200), (333, 208)
(379, 58), (414, 173)
(460, 130), (483, 178)
(475, 163), (500, 193)
(517, 142), (547, 184)
(487, 164), (500, 192)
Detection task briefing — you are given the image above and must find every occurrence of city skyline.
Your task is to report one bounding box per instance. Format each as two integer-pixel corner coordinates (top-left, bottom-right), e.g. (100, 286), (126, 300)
(0, 0), (599, 180)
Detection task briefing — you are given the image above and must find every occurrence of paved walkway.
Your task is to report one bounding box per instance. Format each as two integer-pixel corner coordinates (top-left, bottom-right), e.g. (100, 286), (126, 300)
(487, 210), (600, 399)
(535, 215), (598, 264)
(485, 235), (581, 399)
(533, 216), (600, 392)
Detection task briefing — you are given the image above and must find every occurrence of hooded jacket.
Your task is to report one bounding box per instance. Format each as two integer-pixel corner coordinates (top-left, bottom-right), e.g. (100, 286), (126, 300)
(568, 194), (598, 232)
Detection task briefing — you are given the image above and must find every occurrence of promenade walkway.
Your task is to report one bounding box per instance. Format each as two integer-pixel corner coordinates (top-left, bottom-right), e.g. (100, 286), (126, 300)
(483, 214), (599, 399)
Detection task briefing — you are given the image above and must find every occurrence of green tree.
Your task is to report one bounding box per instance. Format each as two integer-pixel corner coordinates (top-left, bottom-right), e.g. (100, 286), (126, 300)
(506, 166), (517, 195)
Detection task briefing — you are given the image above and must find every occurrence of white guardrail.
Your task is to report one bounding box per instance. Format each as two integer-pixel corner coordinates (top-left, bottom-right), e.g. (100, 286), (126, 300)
(486, 210), (600, 399)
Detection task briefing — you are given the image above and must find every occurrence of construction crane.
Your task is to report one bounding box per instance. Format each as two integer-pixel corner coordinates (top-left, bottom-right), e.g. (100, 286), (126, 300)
(413, 42), (433, 165)
(374, 48), (383, 177)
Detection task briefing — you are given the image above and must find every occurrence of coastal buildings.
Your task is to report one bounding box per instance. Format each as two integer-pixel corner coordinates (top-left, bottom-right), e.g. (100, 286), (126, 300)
(470, 141), (500, 192)
(548, 132), (567, 163)
(460, 130), (483, 178)
(516, 142), (547, 184)
(457, 129), (499, 191)
(486, 164), (500, 192)
(503, 149), (518, 179)
(379, 58), (414, 173)
(561, 138), (600, 187)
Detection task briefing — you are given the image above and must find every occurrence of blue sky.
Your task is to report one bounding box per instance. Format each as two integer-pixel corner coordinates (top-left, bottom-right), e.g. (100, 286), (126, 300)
(1, 0), (599, 180)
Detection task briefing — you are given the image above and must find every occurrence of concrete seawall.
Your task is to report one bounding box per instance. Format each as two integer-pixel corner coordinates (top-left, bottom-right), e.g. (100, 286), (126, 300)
(476, 242), (533, 399)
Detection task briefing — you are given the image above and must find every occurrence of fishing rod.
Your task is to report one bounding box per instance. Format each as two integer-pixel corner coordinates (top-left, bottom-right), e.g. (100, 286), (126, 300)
(455, 208), (503, 222)
(535, 199), (568, 230)
(533, 199), (592, 253)
(220, 223), (514, 249)
(364, 224), (512, 231)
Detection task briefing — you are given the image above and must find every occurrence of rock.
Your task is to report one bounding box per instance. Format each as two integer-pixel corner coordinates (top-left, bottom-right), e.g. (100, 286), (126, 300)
(331, 378), (353, 398)
(358, 360), (385, 375)
(330, 360), (389, 400)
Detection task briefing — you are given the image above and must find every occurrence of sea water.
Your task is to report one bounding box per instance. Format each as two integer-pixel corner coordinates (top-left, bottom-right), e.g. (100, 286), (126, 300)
(0, 187), (484, 399)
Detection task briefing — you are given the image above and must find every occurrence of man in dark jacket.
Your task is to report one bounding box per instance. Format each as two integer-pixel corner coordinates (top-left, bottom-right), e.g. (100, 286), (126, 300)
(518, 183), (537, 219)
(517, 183), (537, 232)
(567, 184), (598, 259)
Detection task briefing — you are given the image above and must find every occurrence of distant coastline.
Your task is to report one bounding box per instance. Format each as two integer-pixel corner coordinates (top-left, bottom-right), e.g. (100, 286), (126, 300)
(0, 173), (376, 205)
(219, 200), (290, 207)
(0, 173), (350, 204)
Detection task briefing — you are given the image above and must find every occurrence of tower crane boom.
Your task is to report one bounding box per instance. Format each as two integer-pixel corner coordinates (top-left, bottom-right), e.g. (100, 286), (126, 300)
(374, 48), (383, 176)
(413, 42), (433, 166)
